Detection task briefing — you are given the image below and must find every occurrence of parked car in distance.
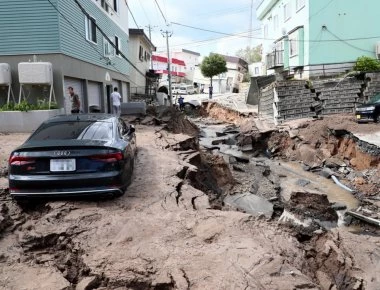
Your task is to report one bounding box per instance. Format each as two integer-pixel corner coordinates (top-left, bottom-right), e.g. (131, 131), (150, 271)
(178, 85), (196, 95)
(171, 85), (180, 95)
(8, 114), (136, 200)
(355, 93), (380, 123)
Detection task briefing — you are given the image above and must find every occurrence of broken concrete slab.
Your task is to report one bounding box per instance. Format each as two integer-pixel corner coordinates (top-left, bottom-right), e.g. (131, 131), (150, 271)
(320, 167), (336, 178)
(76, 276), (100, 290)
(224, 193), (274, 218)
(296, 179), (311, 187)
(331, 202), (347, 211)
(325, 157), (346, 168)
(279, 191), (338, 230)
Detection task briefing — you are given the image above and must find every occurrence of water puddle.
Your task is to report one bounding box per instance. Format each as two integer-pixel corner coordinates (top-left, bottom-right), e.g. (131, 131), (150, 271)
(278, 162), (359, 210)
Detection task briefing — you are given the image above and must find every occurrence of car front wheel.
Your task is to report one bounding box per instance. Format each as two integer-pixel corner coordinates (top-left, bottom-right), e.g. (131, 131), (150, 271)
(374, 114), (380, 123)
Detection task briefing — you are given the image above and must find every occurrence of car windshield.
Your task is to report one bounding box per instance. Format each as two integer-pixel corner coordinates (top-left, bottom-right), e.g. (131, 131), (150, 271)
(368, 93), (380, 104)
(29, 121), (113, 141)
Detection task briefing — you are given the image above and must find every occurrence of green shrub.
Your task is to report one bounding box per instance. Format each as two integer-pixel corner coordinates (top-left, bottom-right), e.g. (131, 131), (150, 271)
(0, 100), (59, 112)
(353, 56), (380, 72)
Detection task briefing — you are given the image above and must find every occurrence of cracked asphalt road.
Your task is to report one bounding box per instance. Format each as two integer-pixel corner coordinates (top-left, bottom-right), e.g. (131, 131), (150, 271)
(0, 126), (379, 289)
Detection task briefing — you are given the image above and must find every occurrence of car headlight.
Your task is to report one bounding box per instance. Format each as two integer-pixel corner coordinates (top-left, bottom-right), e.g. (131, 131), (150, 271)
(357, 106), (375, 112)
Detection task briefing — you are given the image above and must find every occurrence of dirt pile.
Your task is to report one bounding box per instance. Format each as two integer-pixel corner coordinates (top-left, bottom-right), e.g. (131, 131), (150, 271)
(200, 101), (249, 125)
(280, 191), (339, 233)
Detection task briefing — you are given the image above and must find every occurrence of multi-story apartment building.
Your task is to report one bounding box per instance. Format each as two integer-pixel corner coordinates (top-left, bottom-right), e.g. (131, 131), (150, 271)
(194, 54), (248, 94)
(128, 29), (156, 98)
(171, 49), (200, 83)
(0, 0), (131, 113)
(257, 0), (380, 78)
(152, 54), (186, 94)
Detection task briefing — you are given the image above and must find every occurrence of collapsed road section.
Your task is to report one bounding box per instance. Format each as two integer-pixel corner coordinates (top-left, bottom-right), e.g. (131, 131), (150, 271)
(0, 109), (379, 290)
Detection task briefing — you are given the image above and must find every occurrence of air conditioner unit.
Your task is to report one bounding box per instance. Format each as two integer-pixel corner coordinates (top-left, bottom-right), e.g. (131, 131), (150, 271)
(376, 42), (380, 59)
(0, 63), (11, 85)
(18, 62), (53, 84)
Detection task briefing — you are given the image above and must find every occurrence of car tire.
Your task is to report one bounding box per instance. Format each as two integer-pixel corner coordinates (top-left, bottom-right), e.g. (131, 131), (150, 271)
(374, 114), (380, 123)
(113, 158), (134, 198)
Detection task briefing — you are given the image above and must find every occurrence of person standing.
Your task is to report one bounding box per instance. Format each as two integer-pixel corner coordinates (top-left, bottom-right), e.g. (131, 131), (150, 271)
(209, 85), (213, 99)
(68, 86), (81, 114)
(111, 87), (122, 116)
(178, 95), (185, 111)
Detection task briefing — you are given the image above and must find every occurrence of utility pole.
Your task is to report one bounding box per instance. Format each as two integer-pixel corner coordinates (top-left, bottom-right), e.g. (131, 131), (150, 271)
(146, 25), (156, 70)
(145, 25), (156, 40)
(161, 30), (173, 106)
(249, 0), (253, 48)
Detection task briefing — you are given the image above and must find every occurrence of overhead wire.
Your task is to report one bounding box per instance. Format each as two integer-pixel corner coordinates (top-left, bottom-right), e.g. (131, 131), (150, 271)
(137, 0), (151, 24)
(325, 29), (375, 54)
(154, 0), (168, 25)
(46, 0), (146, 85)
(156, 29), (262, 50)
(125, 0), (140, 28)
(171, 21), (380, 43)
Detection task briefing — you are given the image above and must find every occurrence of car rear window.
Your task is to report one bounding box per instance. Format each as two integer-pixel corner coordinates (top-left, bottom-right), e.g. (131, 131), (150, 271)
(29, 121), (113, 141)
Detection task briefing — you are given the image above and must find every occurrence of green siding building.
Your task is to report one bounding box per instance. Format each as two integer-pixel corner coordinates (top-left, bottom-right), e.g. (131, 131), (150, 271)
(0, 0), (131, 113)
(257, 0), (380, 78)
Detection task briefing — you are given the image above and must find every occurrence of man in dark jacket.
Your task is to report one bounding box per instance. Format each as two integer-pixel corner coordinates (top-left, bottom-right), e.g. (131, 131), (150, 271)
(68, 86), (81, 114)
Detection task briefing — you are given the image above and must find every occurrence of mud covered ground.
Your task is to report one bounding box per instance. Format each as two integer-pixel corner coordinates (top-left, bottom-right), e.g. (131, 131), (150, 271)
(0, 112), (379, 289)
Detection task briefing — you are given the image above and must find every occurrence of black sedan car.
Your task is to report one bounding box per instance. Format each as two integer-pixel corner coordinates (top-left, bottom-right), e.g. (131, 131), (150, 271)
(355, 93), (380, 123)
(8, 114), (136, 199)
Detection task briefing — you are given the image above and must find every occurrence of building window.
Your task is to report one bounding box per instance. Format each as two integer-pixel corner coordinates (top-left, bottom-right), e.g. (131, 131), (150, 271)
(104, 37), (114, 57)
(273, 15), (279, 31)
(85, 16), (97, 43)
(255, 67), (259, 74)
(113, 0), (119, 12)
(139, 45), (143, 61)
(296, 0), (305, 11)
(284, 3), (291, 21)
(264, 24), (268, 38)
(100, 0), (109, 12)
(289, 35), (298, 56)
(115, 36), (120, 56)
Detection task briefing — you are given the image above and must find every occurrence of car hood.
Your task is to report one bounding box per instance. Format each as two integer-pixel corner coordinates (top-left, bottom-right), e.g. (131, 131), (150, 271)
(16, 139), (116, 151)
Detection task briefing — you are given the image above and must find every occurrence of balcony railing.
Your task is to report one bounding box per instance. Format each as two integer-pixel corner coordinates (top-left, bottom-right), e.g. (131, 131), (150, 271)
(266, 49), (284, 69)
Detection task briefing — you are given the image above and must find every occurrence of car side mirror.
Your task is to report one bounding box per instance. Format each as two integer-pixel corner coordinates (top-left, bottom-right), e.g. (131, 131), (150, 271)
(128, 125), (135, 134)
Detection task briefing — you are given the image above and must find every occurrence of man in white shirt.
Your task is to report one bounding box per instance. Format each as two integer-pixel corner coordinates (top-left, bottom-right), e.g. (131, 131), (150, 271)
(111, 87), (122, 116)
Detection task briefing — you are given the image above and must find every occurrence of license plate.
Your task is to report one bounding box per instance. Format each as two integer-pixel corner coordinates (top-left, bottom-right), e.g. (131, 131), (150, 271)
(50, 159), (76, 172)
(356, 115), (361, 119)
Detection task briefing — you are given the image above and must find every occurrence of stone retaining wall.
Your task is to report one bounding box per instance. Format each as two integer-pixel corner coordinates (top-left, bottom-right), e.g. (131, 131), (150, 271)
(258, 72), (380, 123)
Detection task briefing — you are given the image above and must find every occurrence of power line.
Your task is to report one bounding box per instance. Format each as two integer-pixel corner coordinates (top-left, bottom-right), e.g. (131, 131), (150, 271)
(125, 0), (139, 28)
(171, 22), (263, 39)
(171, 21), (380, 43)
(325, 29), (375, 54)
(46, 0), (146, 84)
(138, 0), (151, 24)
(156, 30), (261, 50)
(154, 0), (168, 25)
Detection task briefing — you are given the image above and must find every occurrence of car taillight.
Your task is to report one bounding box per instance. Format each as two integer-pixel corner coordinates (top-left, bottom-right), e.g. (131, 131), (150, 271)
(90, 152), (123, 163)
(9, 155), (35, 166)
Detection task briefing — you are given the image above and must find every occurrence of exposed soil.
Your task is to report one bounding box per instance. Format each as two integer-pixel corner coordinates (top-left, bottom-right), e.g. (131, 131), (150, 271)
(0, 112), (379, 289)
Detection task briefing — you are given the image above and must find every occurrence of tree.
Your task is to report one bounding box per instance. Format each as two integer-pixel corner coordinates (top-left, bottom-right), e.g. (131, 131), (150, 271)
(235, 45), (262, 64)
(353, 56), (380, 72)
(200, 54), (228, 86)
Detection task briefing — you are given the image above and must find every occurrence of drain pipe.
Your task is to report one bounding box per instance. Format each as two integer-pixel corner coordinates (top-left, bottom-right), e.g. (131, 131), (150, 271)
(331, 175), (354, 192)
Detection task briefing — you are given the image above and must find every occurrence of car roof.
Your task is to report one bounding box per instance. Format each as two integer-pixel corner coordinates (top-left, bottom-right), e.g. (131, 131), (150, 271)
(44, 114), (116, 124)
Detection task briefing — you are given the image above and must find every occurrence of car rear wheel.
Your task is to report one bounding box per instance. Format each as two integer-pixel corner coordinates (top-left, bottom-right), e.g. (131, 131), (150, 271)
(113, 157), (134, 198)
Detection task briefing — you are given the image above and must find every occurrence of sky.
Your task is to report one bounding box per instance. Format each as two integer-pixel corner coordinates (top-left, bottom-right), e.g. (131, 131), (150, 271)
(127, 0), (263, 58)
